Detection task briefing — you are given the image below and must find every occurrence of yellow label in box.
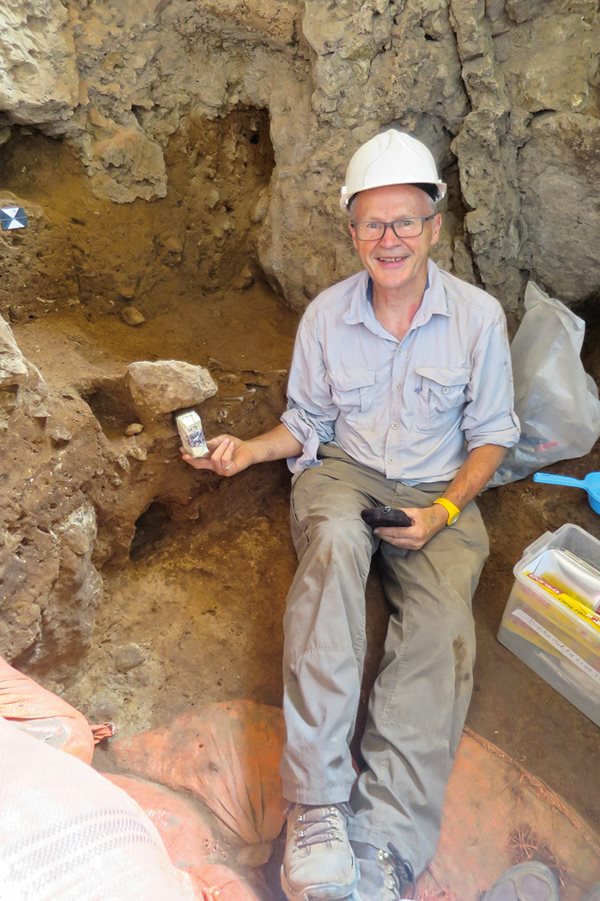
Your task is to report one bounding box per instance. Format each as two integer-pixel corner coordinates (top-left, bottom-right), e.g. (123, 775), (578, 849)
(526, 571), (600, 633)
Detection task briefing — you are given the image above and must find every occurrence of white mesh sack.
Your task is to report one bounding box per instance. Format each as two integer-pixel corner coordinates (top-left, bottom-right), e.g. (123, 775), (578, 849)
(0, 716), (195, 901)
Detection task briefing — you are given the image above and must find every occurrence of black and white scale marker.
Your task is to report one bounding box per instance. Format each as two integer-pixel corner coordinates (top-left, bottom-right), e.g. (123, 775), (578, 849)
(0, 206), (28, 230)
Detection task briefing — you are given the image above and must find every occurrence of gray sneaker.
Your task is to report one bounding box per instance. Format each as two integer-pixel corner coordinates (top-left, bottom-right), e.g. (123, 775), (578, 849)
(351, 841), (415, 900)
(482, 861), (560, 900)
(281, 803), (358, 900)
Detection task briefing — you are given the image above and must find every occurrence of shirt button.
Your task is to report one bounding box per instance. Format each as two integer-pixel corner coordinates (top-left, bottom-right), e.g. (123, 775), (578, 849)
(395, 384), (401, 390)
(391, 422), (399, 430)
(388, 457), (394, 463)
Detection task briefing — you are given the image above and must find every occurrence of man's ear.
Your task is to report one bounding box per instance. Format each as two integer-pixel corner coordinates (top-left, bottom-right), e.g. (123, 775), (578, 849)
(431, 212), (442, 247)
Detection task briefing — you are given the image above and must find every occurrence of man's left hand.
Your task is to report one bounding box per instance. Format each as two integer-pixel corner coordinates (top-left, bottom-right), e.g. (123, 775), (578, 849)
(374, 504), (448, 550)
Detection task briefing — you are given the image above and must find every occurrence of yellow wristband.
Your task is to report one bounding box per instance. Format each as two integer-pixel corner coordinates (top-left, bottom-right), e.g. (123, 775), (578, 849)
(433, 497), (461, 526)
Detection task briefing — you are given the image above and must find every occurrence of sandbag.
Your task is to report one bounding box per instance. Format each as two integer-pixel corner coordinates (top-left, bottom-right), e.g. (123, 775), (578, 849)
(111, 700), (287, 865)
(104, 775), (265, 900)
(188, 864), (263, 900)
(0, 716), (195, 900)
(104, 773), (230, 870)
(0, 655), (95, 763)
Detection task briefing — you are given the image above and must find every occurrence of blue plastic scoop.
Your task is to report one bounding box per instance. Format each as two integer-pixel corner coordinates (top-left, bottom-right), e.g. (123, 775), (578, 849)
(533, 471), (600, 515)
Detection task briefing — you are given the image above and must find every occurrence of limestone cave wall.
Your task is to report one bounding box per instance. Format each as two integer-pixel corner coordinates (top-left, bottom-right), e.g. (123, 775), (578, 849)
(1, 0), (598, 310)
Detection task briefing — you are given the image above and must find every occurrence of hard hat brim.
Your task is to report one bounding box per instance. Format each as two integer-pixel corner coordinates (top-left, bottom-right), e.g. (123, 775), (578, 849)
(340, 180), (447, 211)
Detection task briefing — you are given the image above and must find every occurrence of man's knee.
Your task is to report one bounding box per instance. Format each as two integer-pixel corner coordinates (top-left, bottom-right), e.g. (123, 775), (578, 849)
(307, 515), (366, 544)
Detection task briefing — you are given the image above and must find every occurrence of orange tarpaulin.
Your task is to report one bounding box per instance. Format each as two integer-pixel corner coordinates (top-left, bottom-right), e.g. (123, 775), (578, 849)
(417, 728), (600, 901)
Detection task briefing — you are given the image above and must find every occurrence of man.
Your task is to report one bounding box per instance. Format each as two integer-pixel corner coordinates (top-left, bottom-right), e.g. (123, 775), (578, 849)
(182, 129), (520, 901)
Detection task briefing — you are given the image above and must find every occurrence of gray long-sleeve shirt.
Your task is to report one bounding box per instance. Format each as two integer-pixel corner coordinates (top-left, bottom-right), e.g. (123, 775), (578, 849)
(281, 260), (520, 484)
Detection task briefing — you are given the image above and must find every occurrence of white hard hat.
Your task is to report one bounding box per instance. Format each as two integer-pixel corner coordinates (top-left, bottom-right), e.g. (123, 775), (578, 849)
(340, 129), (447, 211)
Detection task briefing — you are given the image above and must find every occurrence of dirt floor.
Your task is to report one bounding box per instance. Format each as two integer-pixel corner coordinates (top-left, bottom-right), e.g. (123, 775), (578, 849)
(2, 132), (599, 870)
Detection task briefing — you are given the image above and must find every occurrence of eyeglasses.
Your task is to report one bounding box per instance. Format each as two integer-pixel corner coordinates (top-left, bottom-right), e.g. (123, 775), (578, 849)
(351, 214), (436, 241)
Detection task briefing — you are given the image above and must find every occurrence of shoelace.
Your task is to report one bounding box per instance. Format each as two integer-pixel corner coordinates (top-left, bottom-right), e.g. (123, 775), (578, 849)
(381, 843), (415, 899)
(292, 803), (351, 850)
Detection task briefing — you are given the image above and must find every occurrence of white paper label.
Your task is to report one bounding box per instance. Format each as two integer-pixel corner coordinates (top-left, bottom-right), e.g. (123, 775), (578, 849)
(512, 608), (600, 685)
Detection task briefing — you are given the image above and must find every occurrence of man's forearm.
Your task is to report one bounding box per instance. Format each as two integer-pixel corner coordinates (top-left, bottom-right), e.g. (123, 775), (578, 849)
(246, 423), (303, 464)
(440, 444), (507, 510)
(373, 443), (508, 550)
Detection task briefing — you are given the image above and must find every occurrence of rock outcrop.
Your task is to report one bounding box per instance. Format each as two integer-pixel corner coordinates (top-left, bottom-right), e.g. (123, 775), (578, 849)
(0, 315), (104, 664)
(0, 306), (287, 668)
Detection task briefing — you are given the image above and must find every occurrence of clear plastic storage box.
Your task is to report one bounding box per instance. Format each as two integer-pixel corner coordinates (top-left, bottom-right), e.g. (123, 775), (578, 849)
(497, 523), (600, 727)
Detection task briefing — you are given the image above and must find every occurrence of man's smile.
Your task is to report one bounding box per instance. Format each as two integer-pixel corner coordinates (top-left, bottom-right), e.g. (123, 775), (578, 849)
(375, 254), (410, 265)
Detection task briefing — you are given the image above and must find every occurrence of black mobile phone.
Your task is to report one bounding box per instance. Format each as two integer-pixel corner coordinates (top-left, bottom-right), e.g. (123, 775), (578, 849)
(361, 506), (412, 529)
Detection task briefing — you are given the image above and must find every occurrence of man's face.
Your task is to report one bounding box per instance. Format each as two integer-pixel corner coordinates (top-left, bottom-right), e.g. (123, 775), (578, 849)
(349, 184), (441, 299)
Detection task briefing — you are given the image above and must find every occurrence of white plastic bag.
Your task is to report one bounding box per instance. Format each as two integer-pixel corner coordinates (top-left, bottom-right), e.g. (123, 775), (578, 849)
(0, 716), (196, 901)
(489, 281), (600, 487)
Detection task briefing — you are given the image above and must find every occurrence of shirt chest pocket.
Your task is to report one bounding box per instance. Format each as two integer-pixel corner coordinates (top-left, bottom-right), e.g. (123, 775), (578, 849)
(327, 368), (376, 413)
(415, 366), (470, 424)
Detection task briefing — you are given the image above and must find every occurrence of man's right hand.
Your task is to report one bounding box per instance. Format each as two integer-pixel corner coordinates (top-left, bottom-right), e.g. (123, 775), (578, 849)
(180, 423), (302, 477)
(180, 434), (255, 477)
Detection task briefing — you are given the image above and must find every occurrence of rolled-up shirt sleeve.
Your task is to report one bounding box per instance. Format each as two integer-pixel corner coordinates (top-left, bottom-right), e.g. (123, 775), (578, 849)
(280, 311), (338, 472)
(462, 311), (521, 451)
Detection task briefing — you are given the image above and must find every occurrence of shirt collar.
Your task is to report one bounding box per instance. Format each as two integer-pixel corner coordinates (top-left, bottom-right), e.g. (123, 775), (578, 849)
(410, 260), (451, 328)
(344, 271), (372, 326)
(343, 260), (450, 329)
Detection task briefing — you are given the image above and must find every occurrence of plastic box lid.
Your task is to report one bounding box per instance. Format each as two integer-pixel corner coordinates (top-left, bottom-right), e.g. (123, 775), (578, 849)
(515, 523), (600, 577)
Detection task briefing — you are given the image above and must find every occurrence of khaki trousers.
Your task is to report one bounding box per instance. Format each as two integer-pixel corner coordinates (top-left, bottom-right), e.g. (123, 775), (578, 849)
(280, 445), (489, 875)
